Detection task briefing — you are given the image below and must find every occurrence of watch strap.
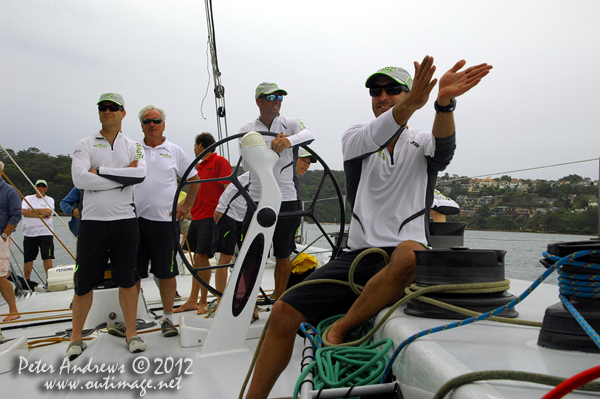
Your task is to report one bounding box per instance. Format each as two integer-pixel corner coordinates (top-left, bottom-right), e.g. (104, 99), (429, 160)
(434, 98), (456, 113)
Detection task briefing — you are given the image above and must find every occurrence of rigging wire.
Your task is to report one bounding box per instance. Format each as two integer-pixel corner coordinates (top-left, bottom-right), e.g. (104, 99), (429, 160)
(203, 0), (231, 160)
(448, 158), (598, 182)
(0, 152), (76, 263)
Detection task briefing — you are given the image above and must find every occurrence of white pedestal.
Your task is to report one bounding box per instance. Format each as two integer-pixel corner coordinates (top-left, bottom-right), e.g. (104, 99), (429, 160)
(83, 287), (149, 330)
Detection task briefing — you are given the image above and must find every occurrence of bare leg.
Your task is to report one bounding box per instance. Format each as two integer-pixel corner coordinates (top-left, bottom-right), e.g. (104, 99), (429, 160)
(196, 253), (211, 315)
(245, 301), (307, 399)
(327, 240), (424, 345)
(43, 259), (53, 279)
(273, 256), (291, 300)
(174, 253), (211, 314)
(23, 261), (33, 281)
(159, 277), (177, 314)
(70, 290), (94, 342)
(215, 253), (232, 306)
(119, 285), (140, 341)
(0, 275), (20, 321)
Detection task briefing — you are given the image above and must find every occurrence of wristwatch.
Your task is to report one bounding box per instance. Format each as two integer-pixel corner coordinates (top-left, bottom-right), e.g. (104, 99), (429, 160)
(434, 98), (456, 113)
(1, 233), (8, 239)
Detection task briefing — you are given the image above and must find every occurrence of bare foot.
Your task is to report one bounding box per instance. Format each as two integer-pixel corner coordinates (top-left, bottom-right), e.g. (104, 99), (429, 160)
(325, 323), (345, 346)
(196, 302), (208, 315)
(3, 313), (21, 322)
(173, 301), (198, 313)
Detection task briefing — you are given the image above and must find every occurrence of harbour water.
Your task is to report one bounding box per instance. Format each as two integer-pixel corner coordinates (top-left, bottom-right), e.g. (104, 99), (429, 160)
(8, 217), (597, 286)
(298, 224), (598, 286)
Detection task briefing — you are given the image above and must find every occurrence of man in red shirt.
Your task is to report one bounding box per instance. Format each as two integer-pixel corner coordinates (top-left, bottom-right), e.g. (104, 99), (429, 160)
(175, 133), (232, 314)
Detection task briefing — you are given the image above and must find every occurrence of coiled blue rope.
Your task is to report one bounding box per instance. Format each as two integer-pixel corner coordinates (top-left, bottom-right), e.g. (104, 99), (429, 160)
(379, 249), (599, 383)
(544, 251), (600, 349)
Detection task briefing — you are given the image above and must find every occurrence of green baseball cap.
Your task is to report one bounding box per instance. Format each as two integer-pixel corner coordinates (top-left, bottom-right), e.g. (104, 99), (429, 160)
(365, 67), (413, 90)
(255, 82), (288, 99)
(298, 148), (317, 163)
(97, 93), (125, 106)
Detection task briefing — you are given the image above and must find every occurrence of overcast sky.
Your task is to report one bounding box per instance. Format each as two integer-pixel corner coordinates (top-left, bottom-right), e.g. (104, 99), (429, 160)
(2, 0), (599, 181)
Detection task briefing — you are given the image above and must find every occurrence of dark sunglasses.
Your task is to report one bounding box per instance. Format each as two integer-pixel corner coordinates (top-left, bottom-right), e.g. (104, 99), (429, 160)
(369, 84), (409, 97)
(36, 184), (47, 188)
(98, 104), (124, 112)
(261, 94), (284, 102)
(142, 118), (163, 125)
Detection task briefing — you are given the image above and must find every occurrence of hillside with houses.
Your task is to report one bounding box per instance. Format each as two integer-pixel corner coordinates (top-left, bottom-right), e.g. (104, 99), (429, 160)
(438, 174), (598, 234)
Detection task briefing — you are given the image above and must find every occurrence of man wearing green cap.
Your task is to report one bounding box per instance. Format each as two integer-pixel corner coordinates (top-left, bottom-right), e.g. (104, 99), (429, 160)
(239, 82), (315, 300)
(66, 92), (147, 360)
(244, 57), (492, 399)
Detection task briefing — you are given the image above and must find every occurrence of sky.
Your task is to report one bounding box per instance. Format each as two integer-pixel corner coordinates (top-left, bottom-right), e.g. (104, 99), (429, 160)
(2, 0), (599, 181)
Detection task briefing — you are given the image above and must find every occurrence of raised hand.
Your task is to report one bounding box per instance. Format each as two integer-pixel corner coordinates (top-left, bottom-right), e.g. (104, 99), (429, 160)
(438, 60), (492, 104)
(404, 55), (438, 111)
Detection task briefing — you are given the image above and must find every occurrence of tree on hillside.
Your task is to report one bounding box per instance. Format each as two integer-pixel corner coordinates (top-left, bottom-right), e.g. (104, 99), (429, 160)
(0, 147), (73, 210)
(560, 174), (583, 183)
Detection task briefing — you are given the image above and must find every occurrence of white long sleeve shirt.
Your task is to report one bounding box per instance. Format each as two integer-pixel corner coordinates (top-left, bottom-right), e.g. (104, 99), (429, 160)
(342, 110), (455, 250)
(239, 116), (314, 202)
(72, 132), (146, 221)
(215, 171), (250, 222)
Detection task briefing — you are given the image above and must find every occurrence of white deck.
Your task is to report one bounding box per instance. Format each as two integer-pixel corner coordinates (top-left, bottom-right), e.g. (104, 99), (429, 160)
(0, 268), (308, 398)
(376, 279), (600, 399)
(2, 271), (600, 399)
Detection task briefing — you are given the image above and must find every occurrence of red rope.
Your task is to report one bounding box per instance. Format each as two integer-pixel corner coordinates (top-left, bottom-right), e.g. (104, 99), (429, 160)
(541, 365), (600, 399)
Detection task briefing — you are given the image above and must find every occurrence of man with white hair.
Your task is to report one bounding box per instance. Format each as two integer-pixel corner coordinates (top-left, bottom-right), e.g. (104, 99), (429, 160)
(104, 105), (199, 338)
(0, 161), (21, 322)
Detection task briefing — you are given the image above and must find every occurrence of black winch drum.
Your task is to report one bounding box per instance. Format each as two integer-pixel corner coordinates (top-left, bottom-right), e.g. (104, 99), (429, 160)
(405, 247), (518, 319)
(537, 240), (600, 353)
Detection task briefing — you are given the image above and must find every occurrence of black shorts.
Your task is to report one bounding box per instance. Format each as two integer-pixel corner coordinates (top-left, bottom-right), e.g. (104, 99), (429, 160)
(23, 235), (55, 263)
(280, 247), (395, 326)
(242, 200), (301, 259)
(211, 214), (242, 256)
(74, 218), (140, 296)
(136, 218), (179, 279)
(186, 218), (215, 257)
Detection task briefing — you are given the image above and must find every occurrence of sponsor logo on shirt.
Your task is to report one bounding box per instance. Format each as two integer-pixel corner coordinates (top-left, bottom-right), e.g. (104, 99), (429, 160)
(135, 143), (144, 160)
(159, 153), (172, 159)
(410, 140), (420, 148)
(93, 144), (108, 148)
(376, 151), (387, 161)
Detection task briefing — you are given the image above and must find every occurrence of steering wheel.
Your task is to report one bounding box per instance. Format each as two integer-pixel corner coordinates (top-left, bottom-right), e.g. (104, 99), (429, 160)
(171, 132), (346, 298)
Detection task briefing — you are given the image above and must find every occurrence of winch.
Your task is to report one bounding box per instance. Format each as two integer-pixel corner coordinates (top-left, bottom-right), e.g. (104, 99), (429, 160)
(405, 247), (519, 319)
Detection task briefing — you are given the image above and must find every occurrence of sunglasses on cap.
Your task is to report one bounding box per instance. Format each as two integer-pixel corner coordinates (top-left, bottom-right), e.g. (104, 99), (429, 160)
(98, 104), (124, 112)
(369, 84), (409, 97)
(261, 94), (284, 102)
(142, 118), (163, 125)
